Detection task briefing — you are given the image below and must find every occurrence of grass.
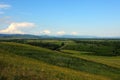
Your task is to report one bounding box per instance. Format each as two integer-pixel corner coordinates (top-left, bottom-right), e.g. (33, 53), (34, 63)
(62, 40), (120, 56)
(0, 49), (110, 80)
(0, 42), (120, 80)
(61, 50), (120, 69)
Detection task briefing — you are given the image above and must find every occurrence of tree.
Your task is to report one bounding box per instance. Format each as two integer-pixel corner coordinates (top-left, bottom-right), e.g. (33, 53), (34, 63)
(61, 42), (65, 47)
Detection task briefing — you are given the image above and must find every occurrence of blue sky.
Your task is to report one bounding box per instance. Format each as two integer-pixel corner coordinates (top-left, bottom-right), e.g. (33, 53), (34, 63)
(0, 0), (120, 37)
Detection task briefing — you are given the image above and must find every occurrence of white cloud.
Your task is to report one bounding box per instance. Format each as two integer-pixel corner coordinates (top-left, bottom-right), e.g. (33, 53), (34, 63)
(57, 31), (65, 35)
(0, 4), (11, 9)
(42, 30), (51, 34)
(0, 4), (11, 14)
(71, 32), (78, 35)
(0, 22), (35, 34)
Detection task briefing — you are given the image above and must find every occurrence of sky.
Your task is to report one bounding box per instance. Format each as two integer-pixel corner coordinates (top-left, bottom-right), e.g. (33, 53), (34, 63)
(0, 0), (120, 37)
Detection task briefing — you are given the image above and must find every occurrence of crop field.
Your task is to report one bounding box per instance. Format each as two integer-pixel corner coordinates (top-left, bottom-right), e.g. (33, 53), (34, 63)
(0, 39), (120, 80)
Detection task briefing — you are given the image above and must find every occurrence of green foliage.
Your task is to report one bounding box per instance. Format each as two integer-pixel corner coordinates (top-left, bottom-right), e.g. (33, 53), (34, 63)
(26, 41), (61, 50)
(63, 40), (120, 56)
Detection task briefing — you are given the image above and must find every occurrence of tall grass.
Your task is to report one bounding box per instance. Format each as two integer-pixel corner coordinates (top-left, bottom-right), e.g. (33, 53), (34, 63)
(0, 50), (110, 80)
(0, 42), (120, 80)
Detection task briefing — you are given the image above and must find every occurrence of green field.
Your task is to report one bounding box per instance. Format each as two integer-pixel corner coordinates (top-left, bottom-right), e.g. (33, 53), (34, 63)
(0, 39), (120, 80)
(61, 50), (120, 68)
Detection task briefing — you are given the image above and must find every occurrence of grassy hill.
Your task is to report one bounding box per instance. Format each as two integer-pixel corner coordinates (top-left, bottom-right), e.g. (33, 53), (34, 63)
(61, 50), (120, 68)
(0, 42), (120, 80)
(1, 50), (110, 80)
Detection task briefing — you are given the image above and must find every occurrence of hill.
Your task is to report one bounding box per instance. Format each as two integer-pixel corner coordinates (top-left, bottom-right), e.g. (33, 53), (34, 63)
(0, 34), (42, 39)
(1, 48), (109, 80)
(0, 42), (120, 80)
(0, 34), (120, 39)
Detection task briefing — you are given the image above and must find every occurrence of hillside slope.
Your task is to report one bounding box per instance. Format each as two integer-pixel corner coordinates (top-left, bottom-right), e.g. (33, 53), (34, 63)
(0, 42), (120, 80)
(0, 47), (110, 80)
(61, 50), (120, 68)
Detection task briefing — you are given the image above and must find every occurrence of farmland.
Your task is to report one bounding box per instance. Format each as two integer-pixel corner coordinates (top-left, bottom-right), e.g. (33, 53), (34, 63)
(0, 39), (120, 80)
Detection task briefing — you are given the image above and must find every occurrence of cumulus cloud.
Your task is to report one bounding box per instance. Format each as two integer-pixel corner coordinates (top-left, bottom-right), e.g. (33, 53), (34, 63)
(71, 32), (78, 35)
(41, 30), (51, 34)
(57, 31), (65, 35)
(0, 22), (35, 34)
(0, 4), (11, 9)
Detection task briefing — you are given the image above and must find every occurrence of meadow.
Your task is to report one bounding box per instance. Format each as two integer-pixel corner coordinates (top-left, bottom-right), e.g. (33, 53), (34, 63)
(0, 39), (120, 80)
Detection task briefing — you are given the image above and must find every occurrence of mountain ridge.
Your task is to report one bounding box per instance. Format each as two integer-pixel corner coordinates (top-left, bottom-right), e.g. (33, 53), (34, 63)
(0, 34), (120, 39)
